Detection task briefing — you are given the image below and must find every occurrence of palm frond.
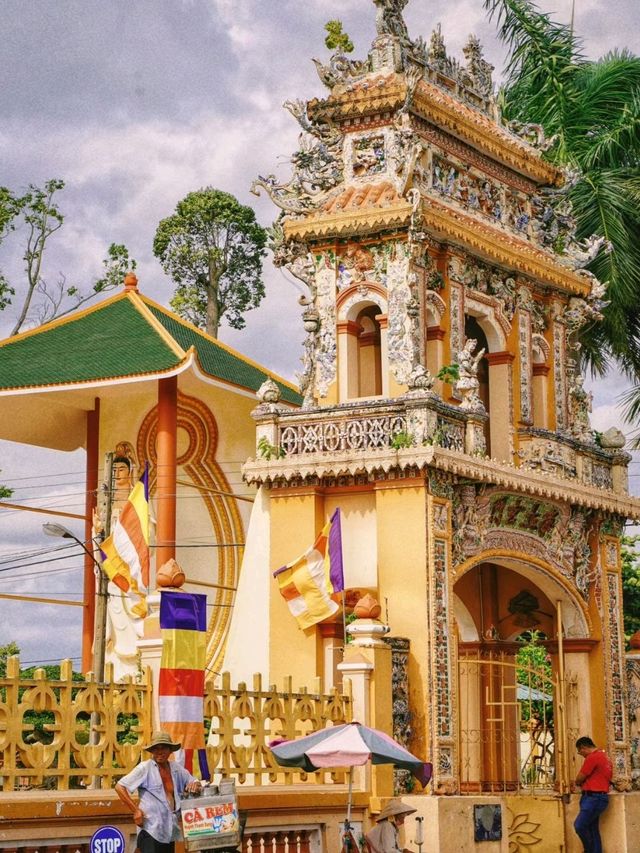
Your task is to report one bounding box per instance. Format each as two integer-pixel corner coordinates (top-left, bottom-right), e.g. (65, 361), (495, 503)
(484, 0), (583, 147)
(570, 53), (640, 168)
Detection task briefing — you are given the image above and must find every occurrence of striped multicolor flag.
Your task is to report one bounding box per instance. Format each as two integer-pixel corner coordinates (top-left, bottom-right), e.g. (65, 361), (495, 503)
(100, 463), (150, 619)
(273, 508), (345, 630)
(159, 591), (209, 768)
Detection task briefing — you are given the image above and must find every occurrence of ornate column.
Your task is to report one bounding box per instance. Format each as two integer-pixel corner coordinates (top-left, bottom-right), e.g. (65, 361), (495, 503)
(387, 636), (412, 794)
(156, 376), (178, 572)
(485, 351), (515, 462)
(600, 531), (631, 785)
(625, 632), (640, 788)
(427, 487), (457, 793)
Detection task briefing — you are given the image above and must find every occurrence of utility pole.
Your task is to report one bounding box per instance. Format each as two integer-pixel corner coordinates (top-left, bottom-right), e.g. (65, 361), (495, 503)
(570, 0), (576, 37)
(90, 452), (113, 790)
(92, 451), (114, 682)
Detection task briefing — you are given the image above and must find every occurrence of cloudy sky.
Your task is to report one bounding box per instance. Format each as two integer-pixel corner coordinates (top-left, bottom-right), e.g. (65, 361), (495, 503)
(1, 0), (638, 665)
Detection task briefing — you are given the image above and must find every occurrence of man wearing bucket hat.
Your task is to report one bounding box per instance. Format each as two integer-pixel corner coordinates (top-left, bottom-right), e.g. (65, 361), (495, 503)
(115, 731), (202, 853)
(365, 798), (417, 853)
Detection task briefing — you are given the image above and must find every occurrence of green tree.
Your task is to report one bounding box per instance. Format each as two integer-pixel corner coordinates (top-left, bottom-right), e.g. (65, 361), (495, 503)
(153, 188), (267, 338)
(0, 470), (13, 499)
(324, 20), (354, 54)
(484, 0), (640, 391)
(0, 640), (20, 678)
(621, 535), (640, 642)
(0, 180), (136, 336)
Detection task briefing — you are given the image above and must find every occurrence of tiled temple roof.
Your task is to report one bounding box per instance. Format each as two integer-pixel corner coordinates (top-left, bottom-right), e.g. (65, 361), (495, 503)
(0, 290), (301, 405)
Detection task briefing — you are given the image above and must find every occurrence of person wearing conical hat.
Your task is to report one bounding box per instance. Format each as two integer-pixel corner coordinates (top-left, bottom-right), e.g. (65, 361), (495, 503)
(115, 731), (202, 853)
(365, 798), (417, 853)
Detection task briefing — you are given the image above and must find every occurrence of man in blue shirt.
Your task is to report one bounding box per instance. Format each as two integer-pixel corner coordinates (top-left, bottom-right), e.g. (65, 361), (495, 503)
(115, 731), (202, 853)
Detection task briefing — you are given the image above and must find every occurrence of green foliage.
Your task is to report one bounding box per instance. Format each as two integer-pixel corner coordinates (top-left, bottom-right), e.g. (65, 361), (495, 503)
(484, 0), (640, 409)
(0, 640), (20, 677)
(324, 20), (354, 54)
(0, 470), (13, 499)
(257, 435), (285, 460)
(516, 630), (553, 727)
(437, 363), (460, 383)
(92, 243), (136, 295)
(154, 188), (267, 338)
(390, 430), (414, 449)
(621, 535), (640, 642)
(0, 179), (135, 335)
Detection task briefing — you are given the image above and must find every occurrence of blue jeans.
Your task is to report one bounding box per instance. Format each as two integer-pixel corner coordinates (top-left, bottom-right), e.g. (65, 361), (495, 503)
(574, 792), (609, 853)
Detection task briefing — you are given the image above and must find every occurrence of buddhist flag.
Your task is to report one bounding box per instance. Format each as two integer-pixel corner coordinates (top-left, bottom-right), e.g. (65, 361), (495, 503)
(273, 508), (345, 630)
(159, 590), (209, 768)
(100, 463), (150, 619)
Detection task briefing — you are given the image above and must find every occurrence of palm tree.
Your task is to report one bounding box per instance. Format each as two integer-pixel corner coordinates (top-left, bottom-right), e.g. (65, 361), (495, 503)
(484, 0), (640, 422)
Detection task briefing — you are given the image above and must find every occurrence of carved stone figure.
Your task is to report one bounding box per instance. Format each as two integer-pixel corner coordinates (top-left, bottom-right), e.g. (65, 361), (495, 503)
(562, 508), (592, 599)
(462, 35), (494, 96)
(568, 374), (594, 443)
(373, 0), (411, 42)
(565, 234), (610, 269)
(407, 363), (435, 393)
(310, 53), (369, 91)
(455, 338), (486, 412)
(507, 120), (557, 153)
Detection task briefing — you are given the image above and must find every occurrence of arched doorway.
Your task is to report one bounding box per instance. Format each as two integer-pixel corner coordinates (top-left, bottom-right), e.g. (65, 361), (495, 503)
(453, 557), (588, 793)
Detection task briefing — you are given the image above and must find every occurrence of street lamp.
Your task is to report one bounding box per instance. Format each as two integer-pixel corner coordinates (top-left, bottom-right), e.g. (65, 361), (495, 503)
(42, 522), (108, 682)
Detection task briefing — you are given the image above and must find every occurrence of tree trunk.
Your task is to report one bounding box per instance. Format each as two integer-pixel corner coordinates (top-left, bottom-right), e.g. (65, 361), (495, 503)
(206, 266), (220, 338)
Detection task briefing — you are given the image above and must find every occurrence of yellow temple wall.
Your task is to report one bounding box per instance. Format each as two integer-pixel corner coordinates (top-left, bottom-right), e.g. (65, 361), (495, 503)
(269, 488), (324, 685)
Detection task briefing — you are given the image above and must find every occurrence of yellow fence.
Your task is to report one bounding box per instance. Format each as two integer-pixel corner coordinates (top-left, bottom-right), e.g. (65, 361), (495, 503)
(0, 657), (352, 791)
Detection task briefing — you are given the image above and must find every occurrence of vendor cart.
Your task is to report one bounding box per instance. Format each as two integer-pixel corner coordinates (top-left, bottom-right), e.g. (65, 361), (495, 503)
(181, 779), (242, 852)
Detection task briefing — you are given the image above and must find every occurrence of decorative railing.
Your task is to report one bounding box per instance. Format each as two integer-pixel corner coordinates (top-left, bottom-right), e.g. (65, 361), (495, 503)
(517, 428), (629, 493)
(262, 397), (469, 458)
(0, 659), (351, 791)
(206, 673), (351, 786)
(279, 410), (408, 455)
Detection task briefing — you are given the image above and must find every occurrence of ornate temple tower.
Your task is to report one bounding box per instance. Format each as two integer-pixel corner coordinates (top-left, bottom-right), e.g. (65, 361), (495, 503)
(244, 0), (639, 798)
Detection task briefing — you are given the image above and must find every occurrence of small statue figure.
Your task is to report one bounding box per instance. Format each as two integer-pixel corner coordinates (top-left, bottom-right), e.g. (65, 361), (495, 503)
(455, 338), (486, 412)
(568, 375), (594, 443)
(373, 0), (411, 42)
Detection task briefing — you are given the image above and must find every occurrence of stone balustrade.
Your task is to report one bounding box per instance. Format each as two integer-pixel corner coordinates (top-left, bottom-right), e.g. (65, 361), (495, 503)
(249, 398), (629, 496)
(253, 395), (471, 461)
(517, 427), (630, 494)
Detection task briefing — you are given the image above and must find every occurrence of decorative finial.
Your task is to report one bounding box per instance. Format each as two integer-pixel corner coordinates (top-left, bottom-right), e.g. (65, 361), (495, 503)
(123, 271), (139, 292)
(257, 377), (281, 405)
(156, 558), (186, 589)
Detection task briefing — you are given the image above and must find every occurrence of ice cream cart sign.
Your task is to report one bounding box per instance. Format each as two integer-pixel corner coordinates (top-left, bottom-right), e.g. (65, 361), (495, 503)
(182, 800), (239, 841)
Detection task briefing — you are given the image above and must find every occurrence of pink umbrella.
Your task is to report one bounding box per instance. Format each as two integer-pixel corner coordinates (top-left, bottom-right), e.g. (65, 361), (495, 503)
(270, 722), (431, 848)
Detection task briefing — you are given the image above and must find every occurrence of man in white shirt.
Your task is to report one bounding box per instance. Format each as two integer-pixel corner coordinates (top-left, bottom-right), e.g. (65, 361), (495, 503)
(115, 731), (202, 853)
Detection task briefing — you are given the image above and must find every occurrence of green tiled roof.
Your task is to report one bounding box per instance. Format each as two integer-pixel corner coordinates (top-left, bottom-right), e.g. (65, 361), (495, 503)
(147, 304), (302, 405)
(0, 298), (180, 389)
(0, 293), (302, 406)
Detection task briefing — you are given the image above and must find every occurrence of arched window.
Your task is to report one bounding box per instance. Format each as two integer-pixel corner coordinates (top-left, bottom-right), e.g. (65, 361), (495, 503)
(352, 306), (382, 398)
